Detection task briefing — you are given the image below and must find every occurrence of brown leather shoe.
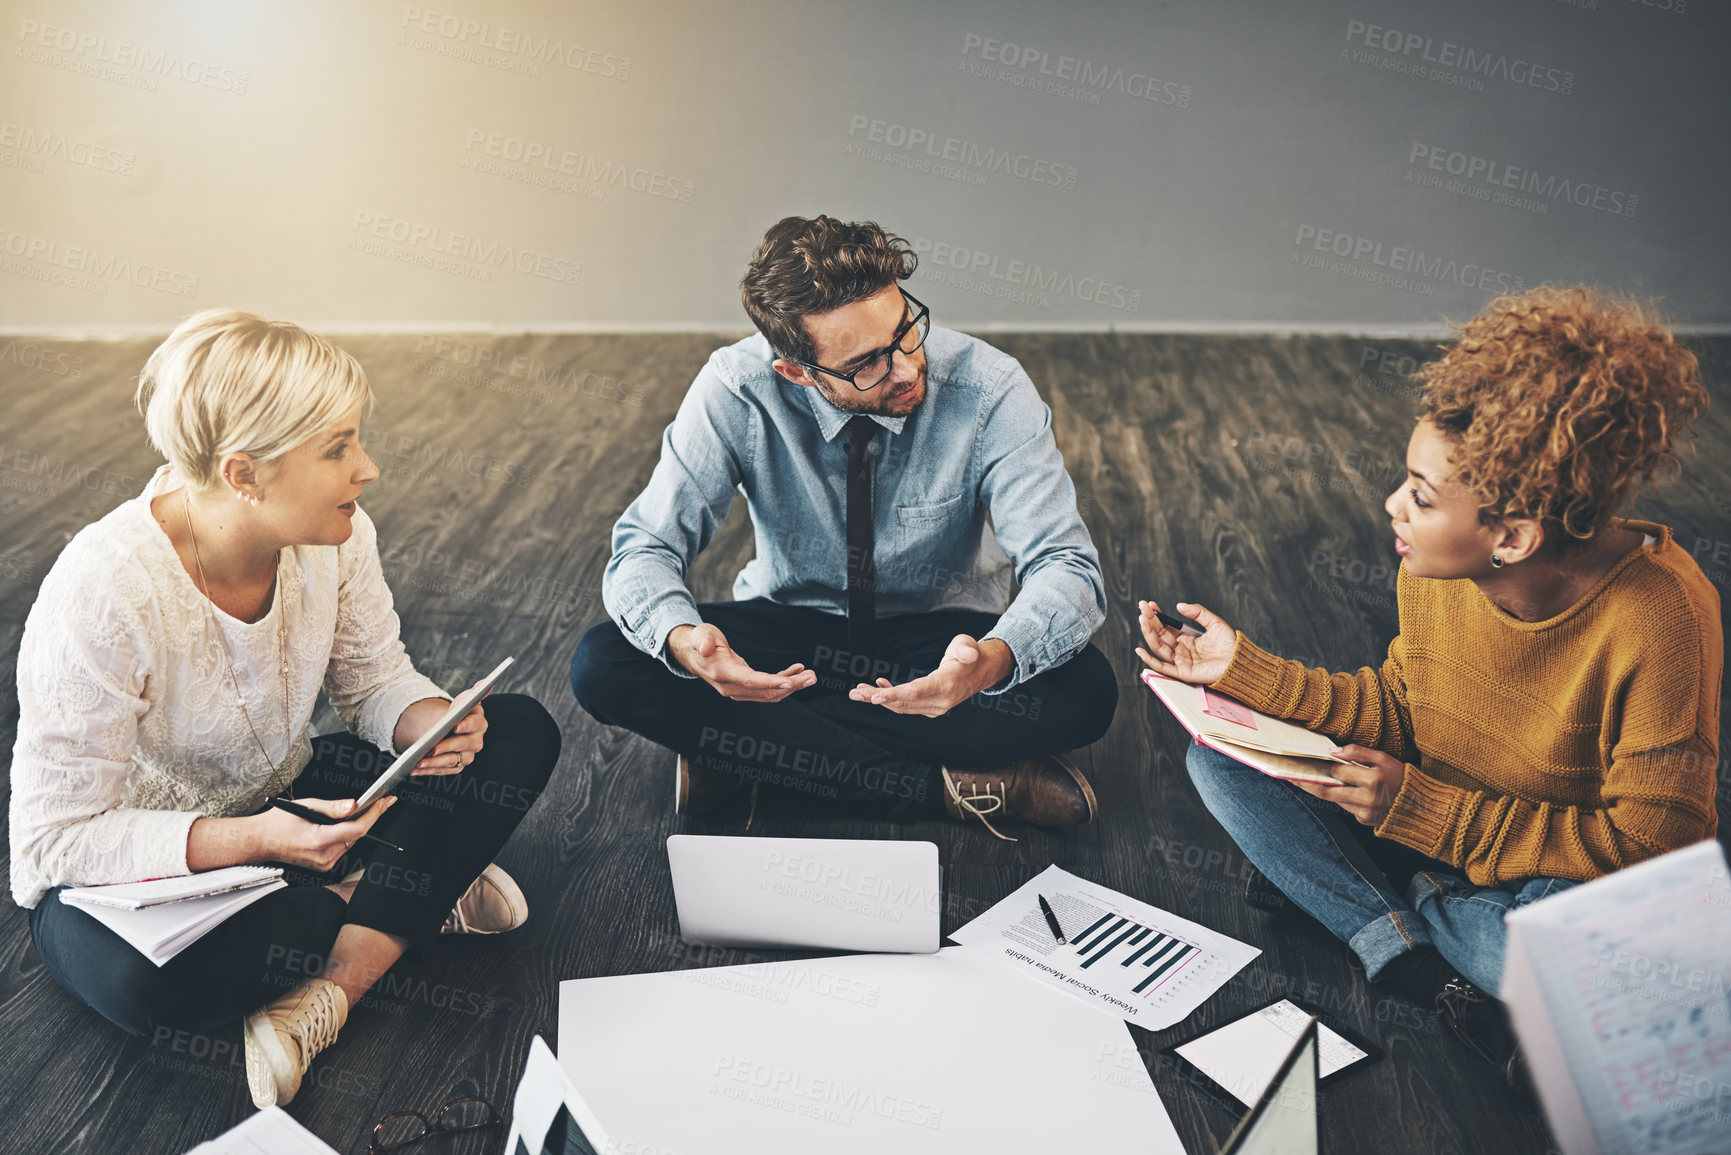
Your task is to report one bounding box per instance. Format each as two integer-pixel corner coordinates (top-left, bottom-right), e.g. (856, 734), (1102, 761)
(941, 755), (1098, 841)
(675, 753), (746, 815)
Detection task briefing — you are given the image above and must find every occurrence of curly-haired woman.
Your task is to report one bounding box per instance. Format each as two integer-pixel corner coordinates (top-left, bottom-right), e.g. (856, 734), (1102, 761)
(1137, 286), (1720, 1083)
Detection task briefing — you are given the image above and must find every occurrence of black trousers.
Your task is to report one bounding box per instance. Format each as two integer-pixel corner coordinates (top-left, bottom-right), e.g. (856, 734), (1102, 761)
(569, 600), (1118, 817)
(27, 693), (560, 1037)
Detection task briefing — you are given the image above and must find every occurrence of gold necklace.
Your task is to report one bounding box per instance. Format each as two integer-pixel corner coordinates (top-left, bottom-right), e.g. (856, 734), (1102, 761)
(184, 490), (290, 778)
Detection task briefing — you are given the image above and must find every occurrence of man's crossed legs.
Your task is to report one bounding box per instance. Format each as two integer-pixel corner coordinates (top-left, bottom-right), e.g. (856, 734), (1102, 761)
(570, 599), (1118, 833)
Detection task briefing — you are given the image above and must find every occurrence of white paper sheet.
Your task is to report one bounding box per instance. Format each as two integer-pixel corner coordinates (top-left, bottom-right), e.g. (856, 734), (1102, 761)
(1175, 999), (1367, 1107)
(1504, 840), (1731, 1155)
(950, 864), (1262, 1030)
(557, 946), (1184, 1154)
(182, 1107), (339, 1154)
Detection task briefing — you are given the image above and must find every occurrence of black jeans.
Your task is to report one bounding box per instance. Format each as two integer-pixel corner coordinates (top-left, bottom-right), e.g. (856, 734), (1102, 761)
(27, 693), (560, 1037)
(569, 600), (1118, 818)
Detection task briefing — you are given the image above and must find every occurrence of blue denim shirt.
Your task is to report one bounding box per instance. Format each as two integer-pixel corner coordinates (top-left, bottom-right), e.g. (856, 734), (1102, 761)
(602, 325), (1105, 691)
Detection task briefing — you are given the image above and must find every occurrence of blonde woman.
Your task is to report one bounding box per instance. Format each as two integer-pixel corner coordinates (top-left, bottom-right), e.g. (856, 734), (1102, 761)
(1138, 287), (1719, 1084)
(9, 310), (561, 1107)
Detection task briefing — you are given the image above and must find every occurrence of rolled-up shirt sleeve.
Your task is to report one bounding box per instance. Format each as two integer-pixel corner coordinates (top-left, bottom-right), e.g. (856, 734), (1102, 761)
(9, 560), (195, 906)
(976, 362), (1107, 691)
(602, 357), (749, 676)
(322, 506), (447, 753)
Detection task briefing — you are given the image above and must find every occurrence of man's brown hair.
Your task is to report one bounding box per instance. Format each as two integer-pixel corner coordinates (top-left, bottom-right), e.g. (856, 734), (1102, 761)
(740, 215), (918, 365)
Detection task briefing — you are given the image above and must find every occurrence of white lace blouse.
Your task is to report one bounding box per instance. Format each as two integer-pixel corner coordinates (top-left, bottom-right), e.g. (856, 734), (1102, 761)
(8, 466), (446, 908)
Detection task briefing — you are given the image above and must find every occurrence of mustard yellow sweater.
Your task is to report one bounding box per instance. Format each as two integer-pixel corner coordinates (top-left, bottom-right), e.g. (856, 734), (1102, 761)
(1210, 519), (1722, 886)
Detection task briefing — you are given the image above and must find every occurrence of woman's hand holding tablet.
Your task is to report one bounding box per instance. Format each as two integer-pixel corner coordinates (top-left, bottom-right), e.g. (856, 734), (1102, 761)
(358, 657), (515, 809)
(393, 677), (494, 777)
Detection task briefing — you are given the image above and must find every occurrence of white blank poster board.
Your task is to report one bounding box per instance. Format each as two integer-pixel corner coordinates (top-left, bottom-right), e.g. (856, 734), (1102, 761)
(558, 946), (1184, 1154)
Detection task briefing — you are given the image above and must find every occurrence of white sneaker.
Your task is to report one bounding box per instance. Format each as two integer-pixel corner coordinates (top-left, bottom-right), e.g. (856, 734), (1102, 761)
(441, 863), (528, 934)
(243, 977), (348, 1108)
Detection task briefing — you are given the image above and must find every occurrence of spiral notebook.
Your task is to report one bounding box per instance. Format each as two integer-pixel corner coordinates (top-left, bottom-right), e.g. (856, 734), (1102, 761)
(61, 866), (286, 966)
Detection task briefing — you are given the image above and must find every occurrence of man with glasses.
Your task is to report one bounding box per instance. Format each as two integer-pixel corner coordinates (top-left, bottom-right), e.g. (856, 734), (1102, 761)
(569, 215), (1116, 837)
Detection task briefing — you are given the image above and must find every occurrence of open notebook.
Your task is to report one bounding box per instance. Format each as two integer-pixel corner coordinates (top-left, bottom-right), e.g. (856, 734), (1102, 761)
(1503, 840), (1731, 1155)
(1141, 670), (1348, 786)
(61, 866), (285, 966)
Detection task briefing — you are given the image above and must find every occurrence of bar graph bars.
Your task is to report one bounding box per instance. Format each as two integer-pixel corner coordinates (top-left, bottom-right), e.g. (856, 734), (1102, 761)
(1069, 912), (1201, 995)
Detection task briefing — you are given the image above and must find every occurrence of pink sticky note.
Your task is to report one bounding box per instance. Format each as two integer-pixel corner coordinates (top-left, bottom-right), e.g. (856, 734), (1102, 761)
(1200, 687), (1257, 728)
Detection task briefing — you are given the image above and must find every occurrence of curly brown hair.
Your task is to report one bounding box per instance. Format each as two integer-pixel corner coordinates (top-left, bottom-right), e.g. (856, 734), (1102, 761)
(1414, 285), (1708, 542)
(740, 215), (918, 364)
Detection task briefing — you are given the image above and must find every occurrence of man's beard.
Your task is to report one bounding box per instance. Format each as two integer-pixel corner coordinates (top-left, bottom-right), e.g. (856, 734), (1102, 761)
(821, 365), (927, 417)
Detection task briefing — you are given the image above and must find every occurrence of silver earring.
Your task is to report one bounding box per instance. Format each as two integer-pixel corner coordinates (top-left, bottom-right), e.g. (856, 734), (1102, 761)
(1490, 554), (1503, 568)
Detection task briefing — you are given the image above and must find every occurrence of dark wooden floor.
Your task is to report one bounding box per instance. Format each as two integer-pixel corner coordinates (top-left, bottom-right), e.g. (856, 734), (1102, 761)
(0, 329), (1726, 1154)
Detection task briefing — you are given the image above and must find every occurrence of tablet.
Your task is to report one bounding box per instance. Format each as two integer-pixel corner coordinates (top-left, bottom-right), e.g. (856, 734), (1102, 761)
(1166, 997), (1380, 1111)
(355, 656), (514, 809)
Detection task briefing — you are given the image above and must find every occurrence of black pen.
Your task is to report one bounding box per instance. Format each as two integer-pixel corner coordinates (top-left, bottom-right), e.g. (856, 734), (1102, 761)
(266, 796), (403, 853)
(1153, 605), (1206, 638)
(1038, 893), (1067, 944)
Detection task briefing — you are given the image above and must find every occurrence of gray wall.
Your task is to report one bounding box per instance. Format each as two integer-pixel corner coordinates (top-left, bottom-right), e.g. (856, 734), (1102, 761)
(1, 0), (1725, 334)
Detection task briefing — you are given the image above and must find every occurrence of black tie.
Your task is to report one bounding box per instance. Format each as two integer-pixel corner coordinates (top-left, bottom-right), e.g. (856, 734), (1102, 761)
(843, 416), (880, 662)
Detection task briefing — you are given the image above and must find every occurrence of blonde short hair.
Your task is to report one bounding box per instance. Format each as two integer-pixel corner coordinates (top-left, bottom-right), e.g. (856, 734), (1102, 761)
(136, 309), (372, 490)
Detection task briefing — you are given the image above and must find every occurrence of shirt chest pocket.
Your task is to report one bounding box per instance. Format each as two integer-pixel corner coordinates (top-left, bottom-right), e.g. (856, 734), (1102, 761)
(894, 493), (969, 552)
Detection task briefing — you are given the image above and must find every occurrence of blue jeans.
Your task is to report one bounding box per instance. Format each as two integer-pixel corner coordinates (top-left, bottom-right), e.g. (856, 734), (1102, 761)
(1185, 743), (1574, 995)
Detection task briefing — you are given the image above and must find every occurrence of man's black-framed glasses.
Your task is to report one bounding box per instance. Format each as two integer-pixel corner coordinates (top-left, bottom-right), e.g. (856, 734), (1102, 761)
(796, 290), (931, 391)
(369, 1095), (501, 1153)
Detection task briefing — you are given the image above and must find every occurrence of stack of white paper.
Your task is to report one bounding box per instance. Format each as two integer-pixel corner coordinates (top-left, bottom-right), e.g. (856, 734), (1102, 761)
(62, 866), (286, 966)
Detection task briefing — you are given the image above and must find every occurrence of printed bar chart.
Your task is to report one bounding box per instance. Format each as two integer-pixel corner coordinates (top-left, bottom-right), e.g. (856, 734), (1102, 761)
(1070, 913), (1201, 995)
(950, 865), (1262, 1031)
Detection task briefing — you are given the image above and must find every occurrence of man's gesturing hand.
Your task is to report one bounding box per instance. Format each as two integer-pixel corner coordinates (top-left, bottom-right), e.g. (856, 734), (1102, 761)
(848, 634), (1013, 717)
(669, 623), (816, 702)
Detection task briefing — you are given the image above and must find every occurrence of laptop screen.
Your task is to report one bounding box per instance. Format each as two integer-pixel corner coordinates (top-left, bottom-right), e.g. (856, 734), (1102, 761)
(1221, 1021), (1319, 1155)
(505, 1037), (612, 1155)
(515, 1105), (600, 1155)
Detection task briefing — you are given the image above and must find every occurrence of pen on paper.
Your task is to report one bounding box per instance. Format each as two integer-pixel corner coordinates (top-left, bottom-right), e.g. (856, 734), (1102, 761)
(1038, 893), (1067, 944)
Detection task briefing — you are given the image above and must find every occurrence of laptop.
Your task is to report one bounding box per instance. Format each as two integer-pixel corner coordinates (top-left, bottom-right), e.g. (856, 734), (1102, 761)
(666, 834), (940, 953)
(505, 1036), (611, 1155)
(1218, 1014), (1321, 1155)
